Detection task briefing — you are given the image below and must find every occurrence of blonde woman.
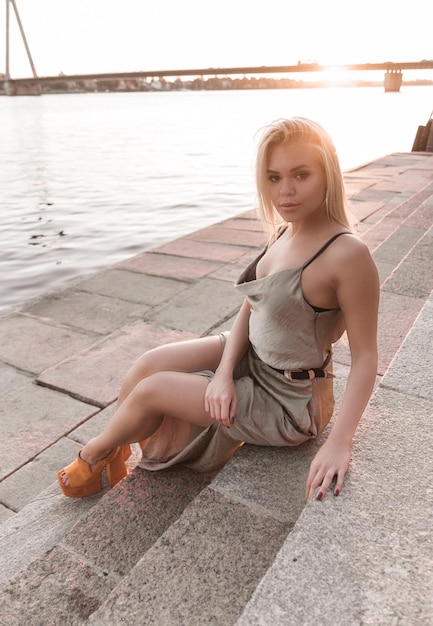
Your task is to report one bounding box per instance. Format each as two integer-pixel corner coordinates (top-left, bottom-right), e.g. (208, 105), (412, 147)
(58, 117), (379, 502)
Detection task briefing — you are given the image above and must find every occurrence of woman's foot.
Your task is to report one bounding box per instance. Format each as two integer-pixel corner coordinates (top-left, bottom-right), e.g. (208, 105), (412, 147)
(59, 442), (112, 487)
(57, 443), (132, 498)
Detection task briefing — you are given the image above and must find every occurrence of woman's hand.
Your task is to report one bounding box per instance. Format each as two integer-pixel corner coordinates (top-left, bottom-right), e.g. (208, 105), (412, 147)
(305, 437), (352, 501)
(204, 374), (237, 429)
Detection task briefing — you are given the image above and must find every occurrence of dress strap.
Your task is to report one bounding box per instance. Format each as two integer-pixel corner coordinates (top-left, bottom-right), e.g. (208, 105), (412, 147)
(302, 232), (351, 270)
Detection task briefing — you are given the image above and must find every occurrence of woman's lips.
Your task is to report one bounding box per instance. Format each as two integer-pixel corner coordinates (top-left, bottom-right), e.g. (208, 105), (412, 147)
(280, 202), (299, 208)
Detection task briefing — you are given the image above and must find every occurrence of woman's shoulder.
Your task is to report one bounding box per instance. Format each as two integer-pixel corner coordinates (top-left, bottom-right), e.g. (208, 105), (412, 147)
(329, 232), (378, 282)
(330, 231), (372, 258)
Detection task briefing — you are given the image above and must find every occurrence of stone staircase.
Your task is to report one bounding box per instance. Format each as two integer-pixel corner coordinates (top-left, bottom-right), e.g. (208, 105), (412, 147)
(0, 152), (432, 625)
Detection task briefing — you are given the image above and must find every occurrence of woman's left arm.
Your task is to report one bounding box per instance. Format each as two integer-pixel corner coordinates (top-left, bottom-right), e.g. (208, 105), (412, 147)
(306, 239), (380, 501)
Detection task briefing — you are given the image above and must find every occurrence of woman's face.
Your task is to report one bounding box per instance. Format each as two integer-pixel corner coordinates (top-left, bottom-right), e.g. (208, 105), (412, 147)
(266, 141), (327, 224)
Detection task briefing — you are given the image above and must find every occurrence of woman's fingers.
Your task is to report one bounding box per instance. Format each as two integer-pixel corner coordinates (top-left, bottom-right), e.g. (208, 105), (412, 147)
(306, 466), (346, 501)
(306, 442), (351, 500)
(205, 392), (235, 427)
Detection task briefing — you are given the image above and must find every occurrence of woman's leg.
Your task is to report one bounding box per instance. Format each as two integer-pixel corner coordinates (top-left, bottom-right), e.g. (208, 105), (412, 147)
(83, 370), (213, 464)
(117, 335), (224, 406)
(61, 335), (224, 483)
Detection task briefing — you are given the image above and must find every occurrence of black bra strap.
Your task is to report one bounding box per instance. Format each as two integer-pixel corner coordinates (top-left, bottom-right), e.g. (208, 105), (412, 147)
(303, 232), (351, 270)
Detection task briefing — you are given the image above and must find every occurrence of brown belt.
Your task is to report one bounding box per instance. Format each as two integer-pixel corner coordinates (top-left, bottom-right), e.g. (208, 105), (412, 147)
(252, 348), (334, 382)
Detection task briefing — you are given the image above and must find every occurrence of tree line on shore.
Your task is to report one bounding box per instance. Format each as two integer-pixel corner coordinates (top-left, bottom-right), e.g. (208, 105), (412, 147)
(1, 74), (432, 95)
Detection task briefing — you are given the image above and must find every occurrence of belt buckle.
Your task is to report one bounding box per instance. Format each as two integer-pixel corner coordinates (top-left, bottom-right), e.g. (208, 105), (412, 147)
(284, 369), (317, 381)
(283, 369), (301, 381)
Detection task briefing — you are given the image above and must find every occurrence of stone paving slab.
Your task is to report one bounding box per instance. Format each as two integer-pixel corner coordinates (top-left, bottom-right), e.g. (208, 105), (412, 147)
(208, 248), (261, 283)
(375, 291), (426, 375)
(37, 323), (198, 407)
(146, 276), (244, 334)
(348, 199), (387, 224)
(24, 290), (149, 335)
(360, 178), (433, 229)
(382, 225), (433, 299)
(153, 236), (250, 262)
(373, 171), (432, 192)
(381, 290), (433, 401)
(0, 314), (97, 374)
(237, 385), (433, 626)
(185, 223), (266, 247)
(77, 268), (191, 306)
(333, 289), (425, 376)
(0, 437), (82, 512)
(0, 504), (15, 524)
(0, 382), (95, 481)
(350, 187), (401, 204)
(117, 251), (223, 281)
(372, 225), (425, 266)
(405, 194), (433, 229)
(359, 194), (412, 234)
(220, 215), (264, 231)
(67, 403), (116, 445)
(0, 362), (30, 395)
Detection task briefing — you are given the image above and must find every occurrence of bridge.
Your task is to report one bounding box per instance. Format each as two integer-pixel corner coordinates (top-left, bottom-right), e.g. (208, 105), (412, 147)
(3, 60), (433, 97)
(2, 0), (433, 95)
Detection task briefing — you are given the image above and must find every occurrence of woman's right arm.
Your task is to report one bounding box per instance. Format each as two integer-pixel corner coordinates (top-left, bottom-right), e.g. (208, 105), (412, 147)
(204, 298), (251, 427)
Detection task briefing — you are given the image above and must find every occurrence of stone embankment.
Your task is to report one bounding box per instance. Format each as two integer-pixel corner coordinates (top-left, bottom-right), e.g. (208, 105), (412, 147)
(0, 152), (432, 624)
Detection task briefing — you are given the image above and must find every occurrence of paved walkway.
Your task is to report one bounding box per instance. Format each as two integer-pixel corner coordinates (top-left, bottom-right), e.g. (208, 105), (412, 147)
(0, 151), (432, 624)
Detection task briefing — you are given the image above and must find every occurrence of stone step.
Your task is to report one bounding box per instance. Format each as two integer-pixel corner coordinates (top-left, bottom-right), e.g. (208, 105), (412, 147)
(0, 464), (217, 622)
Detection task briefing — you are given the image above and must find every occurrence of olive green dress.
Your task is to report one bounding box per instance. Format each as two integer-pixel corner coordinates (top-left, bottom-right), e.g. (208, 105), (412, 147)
(138, 233), (348, 473)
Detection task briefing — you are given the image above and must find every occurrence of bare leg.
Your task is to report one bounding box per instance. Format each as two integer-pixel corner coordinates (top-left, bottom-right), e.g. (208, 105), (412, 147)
(116, 335), (224, 407)
(61, 335), (224, 482)
(83, 370), (213, 464)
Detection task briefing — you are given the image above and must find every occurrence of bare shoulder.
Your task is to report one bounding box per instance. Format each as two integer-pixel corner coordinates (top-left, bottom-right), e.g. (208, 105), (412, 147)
(328, 234), (379, 301)
(330, 233), (376, 272)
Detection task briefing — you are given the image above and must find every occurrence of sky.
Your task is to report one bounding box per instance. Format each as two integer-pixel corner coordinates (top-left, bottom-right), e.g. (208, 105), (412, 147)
(1, 0), (432, 79)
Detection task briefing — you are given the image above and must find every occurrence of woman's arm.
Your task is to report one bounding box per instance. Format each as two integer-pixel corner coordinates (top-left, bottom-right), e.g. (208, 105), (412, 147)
(204, 298), (251, 428)
(306, 240), (380, 500)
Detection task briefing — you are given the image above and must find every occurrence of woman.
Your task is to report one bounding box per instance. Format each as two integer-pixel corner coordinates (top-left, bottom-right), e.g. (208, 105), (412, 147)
(58, 117), (379, 501)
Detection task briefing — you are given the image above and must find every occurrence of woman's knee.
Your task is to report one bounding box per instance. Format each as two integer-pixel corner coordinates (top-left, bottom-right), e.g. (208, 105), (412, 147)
(126, 347), (161, 382)
(132, 372), (172, 407)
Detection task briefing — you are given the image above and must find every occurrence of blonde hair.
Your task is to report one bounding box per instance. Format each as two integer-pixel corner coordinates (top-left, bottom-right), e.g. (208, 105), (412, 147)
(255, 117), (353, 233)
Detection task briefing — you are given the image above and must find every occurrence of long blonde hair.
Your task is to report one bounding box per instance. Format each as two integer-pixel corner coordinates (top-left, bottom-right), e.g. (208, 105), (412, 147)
(255, 117), (353, 233)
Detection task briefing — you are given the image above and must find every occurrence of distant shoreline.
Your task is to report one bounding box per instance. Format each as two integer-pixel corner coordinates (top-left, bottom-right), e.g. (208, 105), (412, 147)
(1, 76), (432, 96)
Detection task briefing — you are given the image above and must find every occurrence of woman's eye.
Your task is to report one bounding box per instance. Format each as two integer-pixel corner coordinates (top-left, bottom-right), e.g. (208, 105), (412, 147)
(295, 171), (309, 180)
(268, 175), (280, 183)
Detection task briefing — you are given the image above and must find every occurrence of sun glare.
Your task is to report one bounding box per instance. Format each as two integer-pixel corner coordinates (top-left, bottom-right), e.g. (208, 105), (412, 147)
(321, 66), (347, 84)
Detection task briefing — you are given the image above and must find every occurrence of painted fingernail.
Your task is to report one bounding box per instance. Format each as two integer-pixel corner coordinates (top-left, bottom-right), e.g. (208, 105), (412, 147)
(334, 489), (340, 497)
(316, 492), (323, 501)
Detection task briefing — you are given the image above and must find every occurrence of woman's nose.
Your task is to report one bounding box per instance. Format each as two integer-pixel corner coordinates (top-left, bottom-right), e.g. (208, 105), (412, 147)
(280, 178), (295, 195)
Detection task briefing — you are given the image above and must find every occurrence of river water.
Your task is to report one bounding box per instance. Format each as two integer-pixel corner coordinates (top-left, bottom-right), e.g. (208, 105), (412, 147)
(1, 85), (432, 310)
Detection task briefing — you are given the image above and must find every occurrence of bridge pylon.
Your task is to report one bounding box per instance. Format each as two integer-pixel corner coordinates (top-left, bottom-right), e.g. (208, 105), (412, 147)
(384, 69), (403, 92)
(4, 0), (41, 95)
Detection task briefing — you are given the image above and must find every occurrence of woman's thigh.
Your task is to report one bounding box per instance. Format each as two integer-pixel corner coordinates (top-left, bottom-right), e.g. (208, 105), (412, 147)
(139, 334), (224, 374)
(137, 370), (214, 428)
(119, 335), (224, 404)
